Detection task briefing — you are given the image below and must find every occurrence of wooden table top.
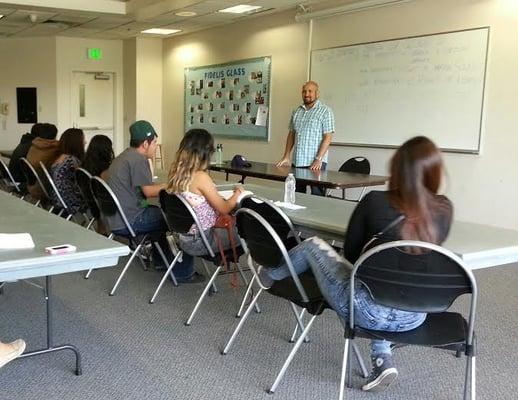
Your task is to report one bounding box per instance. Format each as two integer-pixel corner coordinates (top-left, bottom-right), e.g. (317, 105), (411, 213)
(209, 161), (388, 189)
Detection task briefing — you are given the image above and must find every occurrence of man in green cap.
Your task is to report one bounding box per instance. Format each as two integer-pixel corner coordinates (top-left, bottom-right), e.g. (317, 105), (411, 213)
(105, 120), (200, 283)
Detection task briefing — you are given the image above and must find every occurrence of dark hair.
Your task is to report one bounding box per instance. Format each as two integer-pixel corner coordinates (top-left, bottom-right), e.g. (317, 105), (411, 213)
(82, 135), (114, 177)
(167, 129), (215, 193)
(39, 123), (58, 140)
(59, 128), (85, 161)
(130, 136), (155, 148)
(30, 123), (43, 137)
(389, 136), (450, 243)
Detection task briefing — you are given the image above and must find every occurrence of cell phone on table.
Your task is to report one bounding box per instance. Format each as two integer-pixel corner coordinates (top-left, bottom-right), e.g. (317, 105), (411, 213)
(45, 244), (77, 255)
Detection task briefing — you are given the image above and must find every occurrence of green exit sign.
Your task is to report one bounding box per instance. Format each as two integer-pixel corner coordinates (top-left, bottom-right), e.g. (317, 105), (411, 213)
(87, 48), (102, 60)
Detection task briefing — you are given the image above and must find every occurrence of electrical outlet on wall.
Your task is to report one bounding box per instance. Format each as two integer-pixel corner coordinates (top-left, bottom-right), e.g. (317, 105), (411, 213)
(0, 102), (9, 116)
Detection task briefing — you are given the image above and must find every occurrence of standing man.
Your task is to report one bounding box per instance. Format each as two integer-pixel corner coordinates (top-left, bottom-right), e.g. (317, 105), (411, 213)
(276, 81), (335, 196)
(106, 120), (201, 283)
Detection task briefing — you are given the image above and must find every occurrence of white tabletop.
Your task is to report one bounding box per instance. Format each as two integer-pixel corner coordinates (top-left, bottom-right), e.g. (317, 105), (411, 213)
(226, 183), (518, 270)
(0, 191), (129, 281)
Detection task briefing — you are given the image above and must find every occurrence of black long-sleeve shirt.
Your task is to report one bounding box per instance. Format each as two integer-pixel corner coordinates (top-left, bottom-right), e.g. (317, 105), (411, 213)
(343, 191), (453, 264)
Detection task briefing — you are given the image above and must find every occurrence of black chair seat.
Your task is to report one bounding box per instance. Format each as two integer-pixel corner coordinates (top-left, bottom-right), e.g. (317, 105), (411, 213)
(268, 271), (329, 316)
(350, 311), (468, 350)
(199, 244), (244, 266)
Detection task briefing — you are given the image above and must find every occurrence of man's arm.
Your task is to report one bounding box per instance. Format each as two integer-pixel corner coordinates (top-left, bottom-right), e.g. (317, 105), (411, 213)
(309, 132), (332, 170)
(141, 183), (165, 199)
(276, 131), (295, 167)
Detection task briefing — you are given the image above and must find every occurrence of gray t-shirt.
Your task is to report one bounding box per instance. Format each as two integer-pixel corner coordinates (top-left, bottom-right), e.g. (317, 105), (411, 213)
(105, 148), (152, 231)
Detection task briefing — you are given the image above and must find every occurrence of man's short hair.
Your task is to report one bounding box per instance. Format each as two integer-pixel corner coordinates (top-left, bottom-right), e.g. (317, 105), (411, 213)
(129, 120), (158, 148)
(38, 123), (58, 140)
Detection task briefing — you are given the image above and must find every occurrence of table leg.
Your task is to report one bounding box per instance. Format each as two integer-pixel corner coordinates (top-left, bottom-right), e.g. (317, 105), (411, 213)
(17, 276), (82, 375)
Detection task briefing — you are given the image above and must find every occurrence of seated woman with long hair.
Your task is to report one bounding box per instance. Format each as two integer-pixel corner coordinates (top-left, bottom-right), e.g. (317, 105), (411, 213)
(81, 134), (114, 180)
(167, 129), (243, 256)
(260, 136), (453, 393)
(50, 128), (86, 214)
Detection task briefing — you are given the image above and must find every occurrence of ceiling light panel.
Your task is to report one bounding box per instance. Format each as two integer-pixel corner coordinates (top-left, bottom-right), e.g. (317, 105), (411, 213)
(141, 28), (181, 35)
(218, 5), (263, 14)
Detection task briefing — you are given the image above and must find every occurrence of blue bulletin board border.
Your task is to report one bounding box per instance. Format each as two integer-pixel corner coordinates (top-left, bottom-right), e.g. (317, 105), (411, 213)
(184, 56), (271, 141)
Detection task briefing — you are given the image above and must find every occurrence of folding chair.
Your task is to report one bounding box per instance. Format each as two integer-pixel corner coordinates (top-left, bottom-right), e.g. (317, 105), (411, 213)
(89, 176), (169, 295)
(19, 157), (53, 211)
(222, 208), (368, 395)
(75, 168), (98, 230)
(39, 161), (80, 223)
(0, 158), (25, 199)
(327, 157), (370, 201)
(340, 240), (477, 400)
(152, 190), (247, 327)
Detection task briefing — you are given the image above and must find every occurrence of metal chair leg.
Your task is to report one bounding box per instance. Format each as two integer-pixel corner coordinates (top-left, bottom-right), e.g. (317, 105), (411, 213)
(201, 259), (218, 294)
(288, 304), (310, 343)
(185, 266), (222, 326)
(154, 242), (177, 285)
(236, 274), (258, 318)
(235, 261), (261, 314)
(109, 244), (143, 296)
(352, 342), (369, 378)
(222, 288), (264, 355)
(268, 314), (318, 394)
(149, 251), (182, 304)
(339, 338), (350, 400)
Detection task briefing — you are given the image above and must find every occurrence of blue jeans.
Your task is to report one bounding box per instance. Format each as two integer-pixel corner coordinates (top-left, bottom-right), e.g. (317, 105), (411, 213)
(294, 162), (327, 196)
(266, 237), (426, 358)
(113, 206), (194, 279)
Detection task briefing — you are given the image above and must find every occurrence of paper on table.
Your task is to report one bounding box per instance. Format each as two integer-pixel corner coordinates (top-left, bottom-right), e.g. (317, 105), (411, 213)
(0, 233), (35, 250)
(218, 190), (254, 203)
(274, 201), (306, 210)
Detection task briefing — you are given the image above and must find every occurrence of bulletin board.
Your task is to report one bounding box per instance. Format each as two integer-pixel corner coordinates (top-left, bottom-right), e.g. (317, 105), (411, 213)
(184, 56), (271, 141)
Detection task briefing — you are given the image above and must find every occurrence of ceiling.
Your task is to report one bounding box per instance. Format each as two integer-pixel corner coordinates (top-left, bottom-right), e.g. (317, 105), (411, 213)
(0, 0), (365, 40)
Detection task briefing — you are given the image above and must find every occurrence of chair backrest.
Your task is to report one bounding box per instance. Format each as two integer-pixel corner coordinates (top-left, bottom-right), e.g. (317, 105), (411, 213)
(158, 190), (215, 257)
(236, 207), (309, 303)
(339, 157), (370, 175)
(39, 161), (69, 212)
(90, 176), (136, 237)
(75, 168), (99, 217)
(19, 157), (51, 199)
(0, 159), (21, 193)
(351, 240), (477, 335)
(240, 195), (300, 245)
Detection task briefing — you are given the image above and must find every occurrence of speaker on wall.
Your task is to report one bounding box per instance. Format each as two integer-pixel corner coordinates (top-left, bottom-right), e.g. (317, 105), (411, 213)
(16, 87), (38, 124)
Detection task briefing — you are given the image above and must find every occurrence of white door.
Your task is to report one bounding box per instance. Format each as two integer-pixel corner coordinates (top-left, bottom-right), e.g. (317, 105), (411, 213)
(71, 71), (115, 147)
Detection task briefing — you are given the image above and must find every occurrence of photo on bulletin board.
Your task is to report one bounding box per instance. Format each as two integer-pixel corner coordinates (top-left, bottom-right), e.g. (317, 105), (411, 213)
(184, 56), (271, 141)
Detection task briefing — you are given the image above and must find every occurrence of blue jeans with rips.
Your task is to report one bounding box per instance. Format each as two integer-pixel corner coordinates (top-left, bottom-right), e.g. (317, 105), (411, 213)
(266, 237), (426, 358)
(112, 205), (194, 279)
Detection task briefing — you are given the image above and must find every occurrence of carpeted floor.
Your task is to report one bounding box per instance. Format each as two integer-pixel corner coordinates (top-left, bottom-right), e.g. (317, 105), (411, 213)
(0, 257), (517, 400)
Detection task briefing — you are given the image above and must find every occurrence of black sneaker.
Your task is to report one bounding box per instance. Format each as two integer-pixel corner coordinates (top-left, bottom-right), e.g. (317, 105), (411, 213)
(362, 354), (398, 393)
(176, 272), (206, 284)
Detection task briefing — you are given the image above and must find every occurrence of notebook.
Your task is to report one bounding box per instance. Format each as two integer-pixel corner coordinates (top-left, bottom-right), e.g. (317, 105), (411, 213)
(218, 190), (254, 203)
(0, 233), (35, 250)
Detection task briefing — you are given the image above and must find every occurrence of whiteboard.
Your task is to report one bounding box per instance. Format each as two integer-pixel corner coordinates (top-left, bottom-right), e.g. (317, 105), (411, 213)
(310, 28), (489, 153)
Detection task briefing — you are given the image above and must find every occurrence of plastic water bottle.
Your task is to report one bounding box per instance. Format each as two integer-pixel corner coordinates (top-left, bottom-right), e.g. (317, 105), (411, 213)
(216, 144), (223, 164)
(284, 173), (296, 204)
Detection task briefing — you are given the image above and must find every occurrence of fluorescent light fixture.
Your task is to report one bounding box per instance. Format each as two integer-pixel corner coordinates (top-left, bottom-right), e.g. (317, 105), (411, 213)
(175, 11), (197, 17)
(218, 5), (262, 14)
(141, 28), (181, 35)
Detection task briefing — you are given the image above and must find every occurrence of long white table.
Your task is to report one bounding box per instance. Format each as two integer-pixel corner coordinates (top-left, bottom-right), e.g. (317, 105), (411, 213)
(221, 183), (518, 270)
(0, 190), (129, 374)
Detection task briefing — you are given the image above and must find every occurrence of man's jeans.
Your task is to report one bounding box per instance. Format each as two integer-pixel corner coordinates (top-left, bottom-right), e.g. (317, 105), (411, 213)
(113, 205), (194, 279)
(294, 162), (327, 196)
(266, 237), (426, 357)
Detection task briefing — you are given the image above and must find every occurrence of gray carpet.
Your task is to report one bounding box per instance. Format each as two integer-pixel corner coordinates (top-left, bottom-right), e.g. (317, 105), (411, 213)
(0, 257), (517, 400)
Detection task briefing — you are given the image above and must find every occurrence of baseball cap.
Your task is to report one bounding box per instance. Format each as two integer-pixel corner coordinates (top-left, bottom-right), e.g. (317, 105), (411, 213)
(231, 154), (252, 168)
(130, 120), (157, 142)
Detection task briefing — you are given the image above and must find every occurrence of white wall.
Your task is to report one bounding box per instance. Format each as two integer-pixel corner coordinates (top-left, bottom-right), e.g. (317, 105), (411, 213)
(0, 37), (57, 149)
(162, 11), (309, 167)
(55, 36), (124, 153)
(162, 0), (518, 230)
(310, 0), (518, 230)
(136, 37), (163, 140)
(123, 38), (137, 147)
